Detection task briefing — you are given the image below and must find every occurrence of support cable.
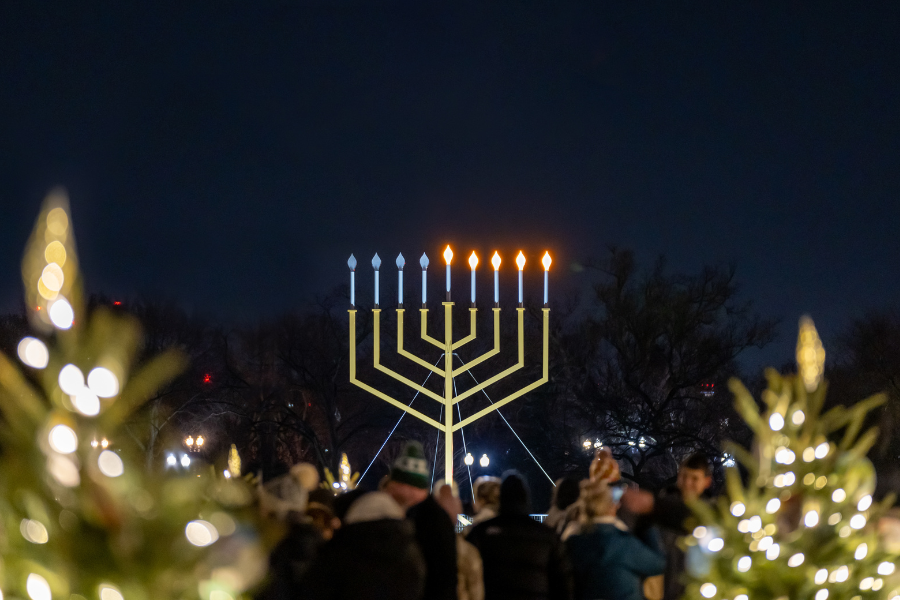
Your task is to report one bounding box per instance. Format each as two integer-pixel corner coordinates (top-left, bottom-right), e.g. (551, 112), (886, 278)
(430, 403), (443, 491)
(358, 354), (444, 484)
(454, 353), (556, 487)
(453, 375), (474, 499)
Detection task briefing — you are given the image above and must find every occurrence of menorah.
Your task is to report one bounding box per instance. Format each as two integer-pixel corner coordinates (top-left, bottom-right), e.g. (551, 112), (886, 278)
(347, 246), (551, 484)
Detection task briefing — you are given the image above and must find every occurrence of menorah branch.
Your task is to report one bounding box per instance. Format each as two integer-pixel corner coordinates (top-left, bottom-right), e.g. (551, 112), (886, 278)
(451, 308), (526, 405)
(452, 308), (549, 431)
(419, 309), (444, 349)
(396, 309), (445, 376)
(348, 310), (444, 429)
(451, 308), (501, 377)
(451, 308), (478, 350)
(372, 310), (445, 404)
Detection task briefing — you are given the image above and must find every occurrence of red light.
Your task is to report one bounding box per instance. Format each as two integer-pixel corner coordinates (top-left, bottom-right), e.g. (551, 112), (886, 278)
(203, 374), (211, 384)
(113, 301), (121, 306)
(36, 307), (41, 311)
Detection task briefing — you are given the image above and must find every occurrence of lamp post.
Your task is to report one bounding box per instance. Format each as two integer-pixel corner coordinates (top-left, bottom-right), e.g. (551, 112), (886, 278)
(185, 435), (203, 453)
(479, 454), (490, 468)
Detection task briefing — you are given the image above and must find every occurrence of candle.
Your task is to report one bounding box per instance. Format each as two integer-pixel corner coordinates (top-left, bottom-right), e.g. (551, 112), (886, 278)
(348, 254), (357, 306)
(542, 251), (552, 305)
(420, 253), (429, 305)
(396, 253), (405, 305)
(516, 251), (526, 304)
(372, 253), (381, 306)
(443, 245), (453, 299)
(492, 252), (501, 304)
(469, 251), (478, 304)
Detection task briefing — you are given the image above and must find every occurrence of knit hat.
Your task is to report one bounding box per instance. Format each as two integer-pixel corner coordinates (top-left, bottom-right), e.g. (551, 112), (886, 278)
(390, 441), (430, 489)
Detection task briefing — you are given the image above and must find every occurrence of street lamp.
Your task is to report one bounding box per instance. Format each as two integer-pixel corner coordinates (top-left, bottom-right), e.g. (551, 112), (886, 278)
(479, 454), (490, 468)
(185, 435), (203, 452)
(166, 454), (177, 467)
(582, 439), (592, 450)
(464, 452), (474, 466)
(181, 454), (191, 468)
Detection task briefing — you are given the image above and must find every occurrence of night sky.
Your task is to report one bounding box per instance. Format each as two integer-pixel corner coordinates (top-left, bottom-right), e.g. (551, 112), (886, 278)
(1, 3), (898, 369)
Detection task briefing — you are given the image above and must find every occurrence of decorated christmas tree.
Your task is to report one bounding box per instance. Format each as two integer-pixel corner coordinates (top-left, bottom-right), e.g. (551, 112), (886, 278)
(0, 191), (262, 600)
(683, 317), (900, 600)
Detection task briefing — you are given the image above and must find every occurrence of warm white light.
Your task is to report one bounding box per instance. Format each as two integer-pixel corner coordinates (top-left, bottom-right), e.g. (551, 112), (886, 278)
(832, 488), (846, 502)
(803, 447), (816, 462)
(166, 454), (177, 466)
(783, 471), (795, 486)
(99, 585), (124, 600)
(766, 498), (781, 513)
(100, 438), (109, 448)
(805, 510), (819, 527)
(48, 454), (80, 487)
(769, 413), (784, 431)
(860, 578), (874, 591)
(98, 450), (124, 477)
(775, 448), (795, 464)
(815, 568), (828, 585)
(469, 252), (478, 269)
(20, 519), (49, 544)
(707, 538), (724, 552)
(18, 337), (49, 369)
(737, 519), (750, 533)
(855, 543), (868, 560)
(835, 565), (849, 582)
(699, 583), (716, 598)
(48, 424), (78, 454)
(516, 251), (525, 270)
(479, 454), (489, 467)
(747, 515), (761, 532)
(815, 442), (829, 459)
(26, 573), (51, 600)
(185, 520), (219, 546)
(766, 543), (780, 560)
(491, 252), (501, 270)
(58, 364), (85, 395)
(88, 367), (119, 398)
(858, 495), (873, 511)
(186, 436), (194, 446)
(731, 502), (745, 517)
(443, 246), (453, 264)
(788, 552), (805, 567)
(792, 409), (806, 425)
(196, 436), (204, 447)
(816, 589), (829, 600)
(878, 562), (895, 575)
(223, 469), (232, 478)
(693, 526), (707, 539)
(464, 453), (474, 466)
(735, 595), (748, 600)
(181, 454), (191, 467)
(872, 578), (883, 591)
(542, 252), (552, 271)
(737, 556), (751, 572)
(48, 297), (74, 329)
(758, 536), (773, 551)
(72, 388), (100, 416)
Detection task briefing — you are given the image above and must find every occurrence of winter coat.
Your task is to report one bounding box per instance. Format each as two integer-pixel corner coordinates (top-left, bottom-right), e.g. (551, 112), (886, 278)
(467, 513), (573, 600)
(304, 492), (426, 600)
(457, 536), (484, 600)
(256, 521), (322, 600)
(565, 517), (665, 600)
(650, 487), (703, 600)
(407, 494), (458, 600)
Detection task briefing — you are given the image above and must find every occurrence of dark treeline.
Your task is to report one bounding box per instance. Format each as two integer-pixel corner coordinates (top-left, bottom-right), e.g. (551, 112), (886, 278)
(1, 248), (896, 507)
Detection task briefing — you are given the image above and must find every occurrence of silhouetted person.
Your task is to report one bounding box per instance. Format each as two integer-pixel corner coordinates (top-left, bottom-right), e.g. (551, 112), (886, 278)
(384, 441), (458, 600)
(467, 471), (573, 600)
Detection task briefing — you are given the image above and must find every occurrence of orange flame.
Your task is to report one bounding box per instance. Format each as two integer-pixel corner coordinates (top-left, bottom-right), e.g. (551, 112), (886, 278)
(443, 245), (453, 264)
(542, 251), (552, 270)
(516, 251), (526, 270)
(468, 251), (478, 269)
(491, 252), (501, 270)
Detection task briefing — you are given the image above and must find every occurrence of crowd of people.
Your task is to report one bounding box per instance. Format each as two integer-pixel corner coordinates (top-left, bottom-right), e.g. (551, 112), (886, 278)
(256, 441), (714, 600)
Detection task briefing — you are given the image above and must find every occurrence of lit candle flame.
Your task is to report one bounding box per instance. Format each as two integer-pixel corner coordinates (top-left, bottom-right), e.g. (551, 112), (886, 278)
(516, 251), (526, 270)
(443, 245), (453, 264)
(469, 251), (478, 269)
(542, 251), (552, 271)
(491, 252), (501, 270)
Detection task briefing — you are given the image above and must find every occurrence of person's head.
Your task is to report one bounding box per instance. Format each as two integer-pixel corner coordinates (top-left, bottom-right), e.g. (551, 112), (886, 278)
(306, 488), (339, 540)
(499, 471), (531, 516)
(580, 479), (618, 520)
(553, 476), (581, 511)
(472, 476), (501, 513)
(677, 452), (712, 500)
(384, 441), (430, 508)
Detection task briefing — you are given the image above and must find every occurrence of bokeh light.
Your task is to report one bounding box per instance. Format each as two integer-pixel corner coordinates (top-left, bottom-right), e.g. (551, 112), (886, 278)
(48, 424), (78, 454)
(98, 450), (124, 477)
(17, 337), (49, 369)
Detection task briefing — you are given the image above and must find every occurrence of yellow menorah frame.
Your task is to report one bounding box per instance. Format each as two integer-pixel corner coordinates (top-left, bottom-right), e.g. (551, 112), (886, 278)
(349, 302), (549, 484)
